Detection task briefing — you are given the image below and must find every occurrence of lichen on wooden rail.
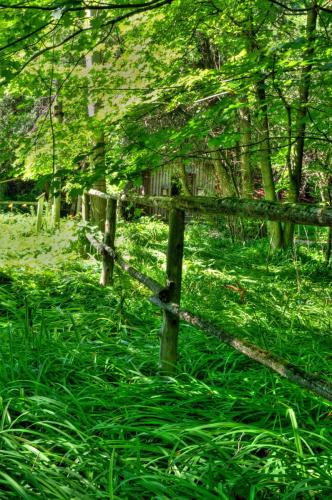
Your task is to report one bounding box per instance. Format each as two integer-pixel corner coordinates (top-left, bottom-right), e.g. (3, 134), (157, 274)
(0, 200), (38, 205)
(150, 296), (332, 403)
(86, 233), (332, 403)
(87, 189), (332, 227)
(88, 189), (116, 201)
(124, 195), (332, 227)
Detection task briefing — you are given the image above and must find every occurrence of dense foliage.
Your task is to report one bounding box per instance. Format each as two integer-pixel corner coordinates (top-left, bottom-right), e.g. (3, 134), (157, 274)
(0, 2), (331, 235)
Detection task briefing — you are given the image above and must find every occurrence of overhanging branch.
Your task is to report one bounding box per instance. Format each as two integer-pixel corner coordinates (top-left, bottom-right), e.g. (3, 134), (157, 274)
(0, 0), (173, 11)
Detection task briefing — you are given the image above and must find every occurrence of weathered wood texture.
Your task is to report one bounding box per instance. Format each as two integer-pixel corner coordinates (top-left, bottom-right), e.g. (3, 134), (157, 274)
(89, 189), (111, 201)
(159, 208), (185, 375)
(100, 198), (117, 286)
(123, 195), (332, 227)
(150, 297), (332, 403)
(86, 232), (332, 402)
(0, 201), (37, 205)
(143, 164), (215, 197)
(88, 189), (332, 227)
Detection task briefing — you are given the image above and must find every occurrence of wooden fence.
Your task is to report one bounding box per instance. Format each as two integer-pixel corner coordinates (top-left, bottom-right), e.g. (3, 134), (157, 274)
(85, 189), (332, 403)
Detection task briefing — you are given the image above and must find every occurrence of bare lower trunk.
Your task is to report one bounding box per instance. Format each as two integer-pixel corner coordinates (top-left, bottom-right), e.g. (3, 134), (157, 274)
(210, 149), (237, 197)
(255, 80), (283, 248)
(284, 1), (318, 247)
(238, 99), (253, 197)
(326, 227), (332, 266)
(52, 88), (63, 229)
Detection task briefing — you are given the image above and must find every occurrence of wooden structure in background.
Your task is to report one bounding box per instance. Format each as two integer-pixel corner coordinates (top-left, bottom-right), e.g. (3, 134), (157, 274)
(140, 164), (216, 198)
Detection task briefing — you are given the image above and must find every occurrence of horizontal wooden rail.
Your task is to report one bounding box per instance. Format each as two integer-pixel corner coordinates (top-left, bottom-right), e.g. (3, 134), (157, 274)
(88, 189), (332, 227)
(86, 233), (164, 296)
(88, 189), (115, 201)
(0, 200), (38, 205)
(151, 297), (332, 402)
(86, 234), (332, 403)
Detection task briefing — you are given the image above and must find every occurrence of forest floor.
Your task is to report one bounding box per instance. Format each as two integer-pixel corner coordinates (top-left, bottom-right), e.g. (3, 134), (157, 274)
(0, 211), (331, 499)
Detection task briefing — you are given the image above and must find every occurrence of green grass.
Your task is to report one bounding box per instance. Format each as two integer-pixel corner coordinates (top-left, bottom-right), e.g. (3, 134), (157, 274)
(0, 213), (331, 498)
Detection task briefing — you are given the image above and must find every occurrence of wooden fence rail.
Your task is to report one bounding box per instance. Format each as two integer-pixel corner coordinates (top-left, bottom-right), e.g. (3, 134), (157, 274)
(88, 189), (332, 227)
(0, 200), (38, 206)
(86, 189), (332, 402)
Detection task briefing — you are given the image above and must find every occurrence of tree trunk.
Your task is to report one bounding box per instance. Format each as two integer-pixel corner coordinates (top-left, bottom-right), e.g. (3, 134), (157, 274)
(210, 148), (237, 197)
(245, 17), (283, 248)
(326, 228), (332, 266)
(238, 98), (253, 197)
(52, 90), (63, 229)
(255, 79), (283, 249)
(177, 162), (193, 196)
(283, 1), (318, 247)
(84, 8), (106, 231)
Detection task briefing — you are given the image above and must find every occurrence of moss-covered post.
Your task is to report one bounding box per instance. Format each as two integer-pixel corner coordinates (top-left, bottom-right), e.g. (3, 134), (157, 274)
(100, 198), (117, 286)
(159, 208), (185, 375)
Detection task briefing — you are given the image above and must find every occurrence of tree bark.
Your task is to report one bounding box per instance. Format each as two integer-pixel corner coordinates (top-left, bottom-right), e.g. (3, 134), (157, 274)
(52, 89), (63, 229)
(84, 8), (106, 231)
(283, 1), (318, 246)
(210, 148), (237, 197)
(255, 79), (283, 248)
(238, 98), (253, 197)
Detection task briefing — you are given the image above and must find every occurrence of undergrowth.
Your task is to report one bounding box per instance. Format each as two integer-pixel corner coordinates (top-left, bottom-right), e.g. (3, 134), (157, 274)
(0, 212), (331, 499)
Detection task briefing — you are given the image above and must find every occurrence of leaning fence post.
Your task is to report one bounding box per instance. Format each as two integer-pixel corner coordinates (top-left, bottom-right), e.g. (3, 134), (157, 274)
(100, 198), (117, 286)
(159, 207), (185, 375)
(36, 193), (45, 233)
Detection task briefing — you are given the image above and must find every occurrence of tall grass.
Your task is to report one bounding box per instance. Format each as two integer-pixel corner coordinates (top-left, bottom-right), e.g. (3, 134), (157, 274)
(0, 213), (331, 498)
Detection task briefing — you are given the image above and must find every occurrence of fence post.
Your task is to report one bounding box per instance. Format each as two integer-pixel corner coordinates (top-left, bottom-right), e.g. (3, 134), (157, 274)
(82, 192), (90, 222)
(36, 193), (45, 233)
(100, 198), (117, 286)
(159, 208), (185, 375)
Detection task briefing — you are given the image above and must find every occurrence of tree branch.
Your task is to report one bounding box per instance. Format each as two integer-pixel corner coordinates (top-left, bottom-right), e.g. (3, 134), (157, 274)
(268, 0), (332, 15)
(0, 0), (172, 11)
(0, 21), (53, 53)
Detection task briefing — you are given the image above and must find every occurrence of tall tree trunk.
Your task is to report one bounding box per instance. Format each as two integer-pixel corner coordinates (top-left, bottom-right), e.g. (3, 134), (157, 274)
(283, 1), (318, 246)
(52, 89), (63, 228)
(255, 79), (283, 248)
(238, 98), (253, 197)
(84, 8), (106, 230)
(244, 13), (283, 248)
